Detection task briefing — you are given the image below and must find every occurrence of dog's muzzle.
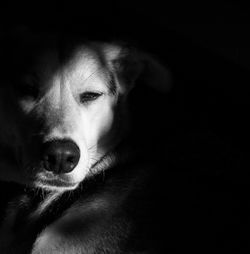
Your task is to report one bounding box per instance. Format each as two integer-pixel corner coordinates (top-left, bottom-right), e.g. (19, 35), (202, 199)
(42, 140), (80, 174)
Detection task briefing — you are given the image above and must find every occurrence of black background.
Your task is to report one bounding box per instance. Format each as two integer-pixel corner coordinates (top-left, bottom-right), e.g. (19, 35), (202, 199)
(0, 0), (250, 251)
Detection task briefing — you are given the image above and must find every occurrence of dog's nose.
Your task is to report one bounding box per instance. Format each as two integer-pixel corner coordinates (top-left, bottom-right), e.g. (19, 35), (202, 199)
(42, 140), (80, 174)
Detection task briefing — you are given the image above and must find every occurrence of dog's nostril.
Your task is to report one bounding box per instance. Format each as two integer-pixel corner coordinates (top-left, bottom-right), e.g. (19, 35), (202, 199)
(42, 140), (80, 174)
(67, 156), (76, 164)
(45, 154), (58, 168)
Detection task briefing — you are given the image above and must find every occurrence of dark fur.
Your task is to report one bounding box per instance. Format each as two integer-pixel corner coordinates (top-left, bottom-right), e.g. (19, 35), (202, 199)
(0, 32), (171, 254)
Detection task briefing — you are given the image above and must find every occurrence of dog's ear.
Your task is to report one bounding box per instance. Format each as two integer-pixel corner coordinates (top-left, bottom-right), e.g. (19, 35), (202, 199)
(103, 44), (172, 95)
(137, 53), (172, 92)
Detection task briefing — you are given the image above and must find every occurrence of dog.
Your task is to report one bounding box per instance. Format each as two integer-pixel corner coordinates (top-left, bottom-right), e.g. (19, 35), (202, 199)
(0, 30), (171, 253)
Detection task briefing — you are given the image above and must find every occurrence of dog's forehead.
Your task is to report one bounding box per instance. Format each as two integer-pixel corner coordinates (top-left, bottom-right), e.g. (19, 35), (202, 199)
(63, 47), (105, 82)
(33, 44), (121, 87)
(34, 47), (100, 79)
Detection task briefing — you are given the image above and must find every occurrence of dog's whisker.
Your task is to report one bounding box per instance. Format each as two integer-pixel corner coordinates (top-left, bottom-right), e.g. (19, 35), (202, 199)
(87, 144), (98, 152)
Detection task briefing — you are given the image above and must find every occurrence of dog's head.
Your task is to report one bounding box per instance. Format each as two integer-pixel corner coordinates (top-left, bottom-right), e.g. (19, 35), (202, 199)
(0, 33), (171, 191)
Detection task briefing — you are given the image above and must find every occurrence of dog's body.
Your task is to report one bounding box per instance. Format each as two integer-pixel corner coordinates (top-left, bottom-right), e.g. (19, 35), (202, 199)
(0, 32), (171, 253)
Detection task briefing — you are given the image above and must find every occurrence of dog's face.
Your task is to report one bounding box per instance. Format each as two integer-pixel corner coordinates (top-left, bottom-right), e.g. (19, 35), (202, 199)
(0, 33), (171, 191)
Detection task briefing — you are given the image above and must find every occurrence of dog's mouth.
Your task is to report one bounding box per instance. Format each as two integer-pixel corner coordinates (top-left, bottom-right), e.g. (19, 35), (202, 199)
(30, 169), (80, 191)
(33, 177), (79, 191)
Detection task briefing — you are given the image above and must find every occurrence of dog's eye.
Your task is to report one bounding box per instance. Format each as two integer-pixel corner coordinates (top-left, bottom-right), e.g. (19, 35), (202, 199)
(80, 92), (103, 103)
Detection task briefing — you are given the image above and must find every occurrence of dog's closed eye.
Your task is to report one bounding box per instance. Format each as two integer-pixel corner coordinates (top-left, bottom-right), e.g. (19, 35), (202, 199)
(80, 91), (103, 104)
